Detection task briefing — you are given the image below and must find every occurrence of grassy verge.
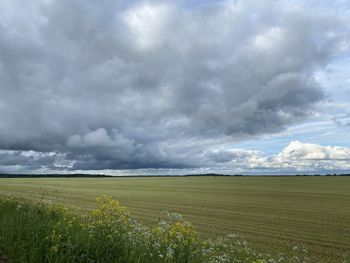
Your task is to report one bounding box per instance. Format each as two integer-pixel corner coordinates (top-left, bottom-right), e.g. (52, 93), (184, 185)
(0, 195), (330, 263)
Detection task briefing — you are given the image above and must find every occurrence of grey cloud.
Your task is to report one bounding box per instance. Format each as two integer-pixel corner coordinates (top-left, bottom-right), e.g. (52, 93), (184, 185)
(332, 114), (350, 128)
(0, 0), (348, 172)
(3, 140), (350, 174)
(206, 149), (256, 163)
(0, 149), (70, 173)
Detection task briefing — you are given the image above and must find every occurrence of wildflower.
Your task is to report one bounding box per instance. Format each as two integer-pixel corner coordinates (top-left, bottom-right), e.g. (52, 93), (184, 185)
(51, 245), (59, 253)
(166, 247), (174, 258)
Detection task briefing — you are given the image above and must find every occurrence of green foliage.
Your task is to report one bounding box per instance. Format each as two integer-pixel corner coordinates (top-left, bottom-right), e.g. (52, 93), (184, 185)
(0, 195), (348, 263)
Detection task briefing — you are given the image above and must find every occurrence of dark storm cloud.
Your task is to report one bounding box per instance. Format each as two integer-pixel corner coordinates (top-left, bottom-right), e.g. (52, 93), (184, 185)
(0, 0), (348, 171)
(0, 149), (70, 173)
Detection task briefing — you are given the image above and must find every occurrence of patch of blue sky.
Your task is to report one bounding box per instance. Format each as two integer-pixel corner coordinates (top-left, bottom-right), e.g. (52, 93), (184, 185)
(230, 120), (350, 154)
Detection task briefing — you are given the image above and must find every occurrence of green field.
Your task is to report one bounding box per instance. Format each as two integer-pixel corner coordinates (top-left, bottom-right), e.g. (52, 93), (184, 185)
(0, 176), (349, 262)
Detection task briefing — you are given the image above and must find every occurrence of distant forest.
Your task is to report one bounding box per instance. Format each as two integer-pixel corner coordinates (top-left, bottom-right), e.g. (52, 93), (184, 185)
(0, 173), (349, 178)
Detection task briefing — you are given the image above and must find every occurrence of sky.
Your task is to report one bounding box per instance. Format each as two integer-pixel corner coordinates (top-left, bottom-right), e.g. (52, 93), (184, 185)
(0, 0), (349, 175)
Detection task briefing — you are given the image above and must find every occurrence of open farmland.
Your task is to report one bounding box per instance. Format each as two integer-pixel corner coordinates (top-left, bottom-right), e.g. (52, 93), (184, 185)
(0, 176), (349, 262)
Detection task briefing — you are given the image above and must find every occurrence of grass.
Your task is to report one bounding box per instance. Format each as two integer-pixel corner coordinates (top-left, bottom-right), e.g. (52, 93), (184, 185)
(0, 176), (349, 262)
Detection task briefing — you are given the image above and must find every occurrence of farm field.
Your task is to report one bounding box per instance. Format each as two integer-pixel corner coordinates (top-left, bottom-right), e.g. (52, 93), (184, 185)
(0, 176), (349, 262)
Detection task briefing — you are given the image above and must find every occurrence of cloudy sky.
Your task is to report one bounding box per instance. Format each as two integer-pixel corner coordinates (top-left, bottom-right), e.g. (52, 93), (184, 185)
(0, 0), (349, 175)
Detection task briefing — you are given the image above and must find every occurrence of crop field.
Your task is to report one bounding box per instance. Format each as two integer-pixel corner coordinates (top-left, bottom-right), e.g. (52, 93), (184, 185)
(0, 176), (349, 262)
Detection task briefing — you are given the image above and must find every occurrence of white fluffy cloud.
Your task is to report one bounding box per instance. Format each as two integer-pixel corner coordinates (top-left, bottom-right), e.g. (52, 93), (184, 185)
(205, 141), (350, 173)
(277, 141), (350, 160)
